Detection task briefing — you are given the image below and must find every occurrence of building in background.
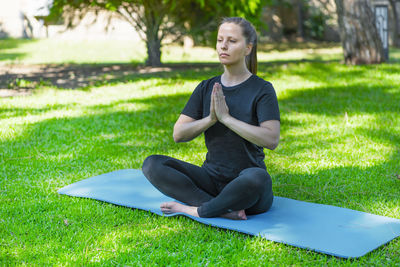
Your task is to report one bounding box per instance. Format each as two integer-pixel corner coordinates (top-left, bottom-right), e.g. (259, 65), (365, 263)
(0, 0), (49, 38)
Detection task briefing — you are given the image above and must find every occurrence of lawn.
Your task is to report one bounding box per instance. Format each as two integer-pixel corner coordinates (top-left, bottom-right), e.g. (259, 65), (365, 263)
(0, 39), (399, 265)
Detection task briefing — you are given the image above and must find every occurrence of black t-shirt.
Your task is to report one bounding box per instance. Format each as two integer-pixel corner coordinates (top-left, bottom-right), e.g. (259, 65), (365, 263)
(181, 74), (280, 182)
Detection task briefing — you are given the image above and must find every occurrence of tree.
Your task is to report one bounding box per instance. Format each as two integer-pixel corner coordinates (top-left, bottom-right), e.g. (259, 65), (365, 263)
(48, 0), (267, 66)
(388, 0), (400, 47)
(296, 0), (305, 39)
(334, 0), (385, 64)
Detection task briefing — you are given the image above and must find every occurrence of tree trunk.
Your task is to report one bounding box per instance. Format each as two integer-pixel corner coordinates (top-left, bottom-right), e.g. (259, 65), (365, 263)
(335, 0), (385, 64)
(146, 32), (162, 66)
(143, 1), (163, 66)
(297, 0), (305, 40)
(389, 0), (400, 47)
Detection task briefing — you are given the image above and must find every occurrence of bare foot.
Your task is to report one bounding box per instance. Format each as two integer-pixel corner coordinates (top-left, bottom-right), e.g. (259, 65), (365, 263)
(160, 202), (247, 220)
(221, 209), (247, 220)
(160, 201), (199, 217)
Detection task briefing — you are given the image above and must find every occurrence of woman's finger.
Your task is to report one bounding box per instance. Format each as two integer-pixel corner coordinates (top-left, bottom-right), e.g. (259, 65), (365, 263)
(213, 82), (220, 91)
(215, 86), (222, 98)
(211, 88), (215, 109)
(216, 88), (225, 103)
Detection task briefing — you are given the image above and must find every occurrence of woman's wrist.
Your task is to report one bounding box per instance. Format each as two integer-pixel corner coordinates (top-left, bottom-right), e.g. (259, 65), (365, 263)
(207, 114), (218, 125)
(219, 114), (233, 125)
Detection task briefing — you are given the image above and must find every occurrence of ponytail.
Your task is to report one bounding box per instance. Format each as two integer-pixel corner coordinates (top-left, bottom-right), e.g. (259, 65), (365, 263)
(220, 17), (258, 75)
(246, 41), (257, 75)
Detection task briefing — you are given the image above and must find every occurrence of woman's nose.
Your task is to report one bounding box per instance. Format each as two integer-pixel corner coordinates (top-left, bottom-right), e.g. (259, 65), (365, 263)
(221, 41), (228, 50)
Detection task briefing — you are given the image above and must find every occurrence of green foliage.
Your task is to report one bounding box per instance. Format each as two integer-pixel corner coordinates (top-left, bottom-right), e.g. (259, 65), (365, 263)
(47, 0), (267, 34)
(186, 0), (269, 46)
(303, 4), (330, 40)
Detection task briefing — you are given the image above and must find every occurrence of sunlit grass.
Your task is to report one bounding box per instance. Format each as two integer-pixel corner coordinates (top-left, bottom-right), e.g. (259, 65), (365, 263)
(0, 38), (147, 64)
(0, 40), (400, 265)
(0, 38), (343, 65)
(1, 38), (400, 65)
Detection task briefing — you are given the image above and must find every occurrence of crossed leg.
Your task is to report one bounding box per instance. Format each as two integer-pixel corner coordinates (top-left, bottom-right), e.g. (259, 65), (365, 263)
(142, 155), (273, 220)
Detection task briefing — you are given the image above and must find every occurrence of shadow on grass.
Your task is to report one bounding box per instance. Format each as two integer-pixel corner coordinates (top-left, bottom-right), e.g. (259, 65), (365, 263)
(0, 62), (222, 91)
(279, 84), (400, 115)
(262, 61), (400, 84)
(1, 58), (372, 92)
(0, 59), (354, 92)
(6, 53), (399, 92)
(0, 104), (69, 119)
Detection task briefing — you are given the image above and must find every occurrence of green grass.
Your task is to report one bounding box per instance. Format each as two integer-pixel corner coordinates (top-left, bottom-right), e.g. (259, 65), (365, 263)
(1, 39), (400, 265)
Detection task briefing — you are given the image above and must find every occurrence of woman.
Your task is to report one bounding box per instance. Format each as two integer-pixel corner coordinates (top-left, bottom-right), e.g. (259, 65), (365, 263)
(142, 17), (280, 220)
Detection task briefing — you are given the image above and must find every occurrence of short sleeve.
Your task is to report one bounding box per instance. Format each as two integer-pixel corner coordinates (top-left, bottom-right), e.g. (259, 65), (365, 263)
(181, 81), (204, 120)
(256, 82), (280, 123)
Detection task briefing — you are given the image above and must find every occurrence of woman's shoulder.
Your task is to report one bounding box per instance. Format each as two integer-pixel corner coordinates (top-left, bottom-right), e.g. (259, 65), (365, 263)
(250, 75), (275, 91)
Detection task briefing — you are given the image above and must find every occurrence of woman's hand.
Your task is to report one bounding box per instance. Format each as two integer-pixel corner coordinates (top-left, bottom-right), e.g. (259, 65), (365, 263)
(210, 83), (280, 149)
(212, 82), (231, 123)
(209, 83), (218, 123)
(173, 83), (225, 143)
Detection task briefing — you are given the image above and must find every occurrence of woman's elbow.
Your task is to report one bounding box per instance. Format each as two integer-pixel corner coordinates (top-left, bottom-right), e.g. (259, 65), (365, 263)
(173, 129), (189, 143)
(173, 132), (183, 143)
(269, 141), (279, 150)
(265, 137), (280, 150)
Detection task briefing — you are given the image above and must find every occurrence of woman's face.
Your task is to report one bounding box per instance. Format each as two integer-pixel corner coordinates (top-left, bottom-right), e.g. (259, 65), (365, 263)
(216, 23), (252, 67)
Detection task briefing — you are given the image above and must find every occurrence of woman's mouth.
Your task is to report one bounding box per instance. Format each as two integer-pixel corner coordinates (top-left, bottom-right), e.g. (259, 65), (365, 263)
(220, 53), (229, 57)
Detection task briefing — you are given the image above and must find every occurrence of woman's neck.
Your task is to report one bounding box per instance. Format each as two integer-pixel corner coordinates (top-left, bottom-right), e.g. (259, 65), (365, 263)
(221, 62), (252, 87)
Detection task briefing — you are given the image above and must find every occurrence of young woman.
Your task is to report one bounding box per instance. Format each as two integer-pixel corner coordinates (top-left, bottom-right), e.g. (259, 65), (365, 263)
(142, 17), (280, 220)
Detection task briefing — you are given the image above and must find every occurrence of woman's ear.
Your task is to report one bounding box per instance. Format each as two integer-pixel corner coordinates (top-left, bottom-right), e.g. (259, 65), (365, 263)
(246, 43), (253, 56)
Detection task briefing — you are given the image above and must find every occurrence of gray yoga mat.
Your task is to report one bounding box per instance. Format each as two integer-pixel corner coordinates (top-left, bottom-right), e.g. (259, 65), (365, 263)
(58, 169), (400, 258)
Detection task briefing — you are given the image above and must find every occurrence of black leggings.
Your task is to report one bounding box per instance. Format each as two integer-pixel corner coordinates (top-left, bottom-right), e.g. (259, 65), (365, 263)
(142, 155), (273, 218)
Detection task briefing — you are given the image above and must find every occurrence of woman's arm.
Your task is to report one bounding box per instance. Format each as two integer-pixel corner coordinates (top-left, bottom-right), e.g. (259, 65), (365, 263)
(221, 117), (280, 149)
(213, 83), (280, 150)
(173, 83), (221, 143)
(173, 114), (216, 143)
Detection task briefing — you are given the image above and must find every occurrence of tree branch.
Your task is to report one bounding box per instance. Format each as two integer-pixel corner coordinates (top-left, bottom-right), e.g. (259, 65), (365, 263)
(116, 5), (147, 41)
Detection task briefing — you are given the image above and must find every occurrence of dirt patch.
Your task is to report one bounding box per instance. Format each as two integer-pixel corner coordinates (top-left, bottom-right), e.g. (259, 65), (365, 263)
(0, 63), (146, 97)
(0, 63), (218, 98)
(0, 88), (32, 97)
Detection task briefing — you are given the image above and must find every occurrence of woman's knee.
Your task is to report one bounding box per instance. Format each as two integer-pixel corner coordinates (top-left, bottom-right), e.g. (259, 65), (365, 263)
(238, 167), (272, 191)
(246, 193), (273, 215)
(142, 154), (166, 178)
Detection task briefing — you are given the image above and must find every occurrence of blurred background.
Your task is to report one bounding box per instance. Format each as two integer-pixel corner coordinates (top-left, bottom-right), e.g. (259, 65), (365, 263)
(0, 0), (398, 43)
